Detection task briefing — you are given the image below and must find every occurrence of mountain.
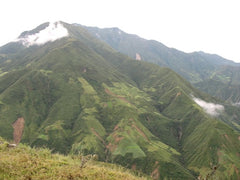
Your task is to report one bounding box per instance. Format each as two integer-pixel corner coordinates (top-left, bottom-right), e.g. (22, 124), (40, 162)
(84, 25), (240, 103)
(0, 21), (240, 179)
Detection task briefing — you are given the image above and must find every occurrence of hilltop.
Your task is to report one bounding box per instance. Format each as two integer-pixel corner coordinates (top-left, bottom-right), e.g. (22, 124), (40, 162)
(0, 137), (147, 180)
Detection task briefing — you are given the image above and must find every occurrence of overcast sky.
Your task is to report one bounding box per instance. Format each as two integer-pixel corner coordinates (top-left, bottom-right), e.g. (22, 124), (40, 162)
(1, 0), (240, 62)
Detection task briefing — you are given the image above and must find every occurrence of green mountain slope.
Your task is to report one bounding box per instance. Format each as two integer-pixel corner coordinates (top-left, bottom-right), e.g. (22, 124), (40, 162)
(194, 66), (240, 103)
(84, 26), (240, 103)
(0, 22), (240, 179)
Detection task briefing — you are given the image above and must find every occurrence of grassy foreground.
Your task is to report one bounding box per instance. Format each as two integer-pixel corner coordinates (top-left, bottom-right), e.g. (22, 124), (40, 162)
(0, 137), (148, 180)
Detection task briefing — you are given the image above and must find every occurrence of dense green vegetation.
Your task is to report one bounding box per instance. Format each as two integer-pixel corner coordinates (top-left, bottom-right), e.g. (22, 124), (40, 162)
(0, 22), (240, 179)
(85, 25), (240, 103)
(194, 66), (240, 103)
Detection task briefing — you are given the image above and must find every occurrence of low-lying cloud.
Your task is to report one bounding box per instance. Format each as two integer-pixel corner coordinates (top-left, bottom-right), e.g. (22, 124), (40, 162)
(17, 22), (68, 47)
(233, 102), (240, 106)
(193, 97), (224, 116)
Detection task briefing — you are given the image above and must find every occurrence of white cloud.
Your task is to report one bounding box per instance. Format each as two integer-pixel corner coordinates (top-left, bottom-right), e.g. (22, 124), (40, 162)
(17, 22), (68, 47)
(233, 102), (240, 107)
(193, 97), (224, 116)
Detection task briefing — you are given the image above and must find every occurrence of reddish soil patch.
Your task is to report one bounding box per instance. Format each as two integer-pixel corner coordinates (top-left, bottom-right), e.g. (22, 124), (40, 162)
(238, 136), (240, 141)
(115, 136), (124, 143)
(217, 150), (222, 156)
(235, 166), (239, 179)
(221, 144), (227, 148)
(146, 116), (151, 122)
(106, 142), (119, 152)
(105, 88), (115, 96)
(105, 88), (132, 104)
(224, 134), (232, 144)
(12, 117), (25, 144)
(106, 142), (117, 152)
(106, 132), (124, 152)
(151, 165), (160, 180)
(114, 125), (119, 131)
(176, 92), (182, 97)
(131, 124), (149, 142)
(231, 164), (240, 179)
(131, 164), (137, 171)
(91, 128), (106, 145)
(112, 132), (124, 144)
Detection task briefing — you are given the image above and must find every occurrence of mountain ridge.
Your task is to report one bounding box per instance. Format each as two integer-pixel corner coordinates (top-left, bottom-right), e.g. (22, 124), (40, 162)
(84, 24), (240, 103)
(0, 21), (240, 179)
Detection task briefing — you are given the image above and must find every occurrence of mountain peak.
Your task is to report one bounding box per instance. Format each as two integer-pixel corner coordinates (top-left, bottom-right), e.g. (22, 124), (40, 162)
(16, 21), (68, 47)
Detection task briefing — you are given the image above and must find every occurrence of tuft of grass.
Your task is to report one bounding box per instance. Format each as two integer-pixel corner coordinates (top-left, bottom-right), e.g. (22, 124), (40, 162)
(0, 137), (148, 180)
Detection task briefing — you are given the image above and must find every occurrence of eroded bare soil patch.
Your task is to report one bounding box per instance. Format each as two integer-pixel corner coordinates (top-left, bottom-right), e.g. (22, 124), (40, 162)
(12, 117), (25, 144)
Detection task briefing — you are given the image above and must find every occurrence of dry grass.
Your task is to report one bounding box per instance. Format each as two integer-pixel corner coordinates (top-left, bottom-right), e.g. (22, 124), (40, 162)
(0, 137), (148, 180)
